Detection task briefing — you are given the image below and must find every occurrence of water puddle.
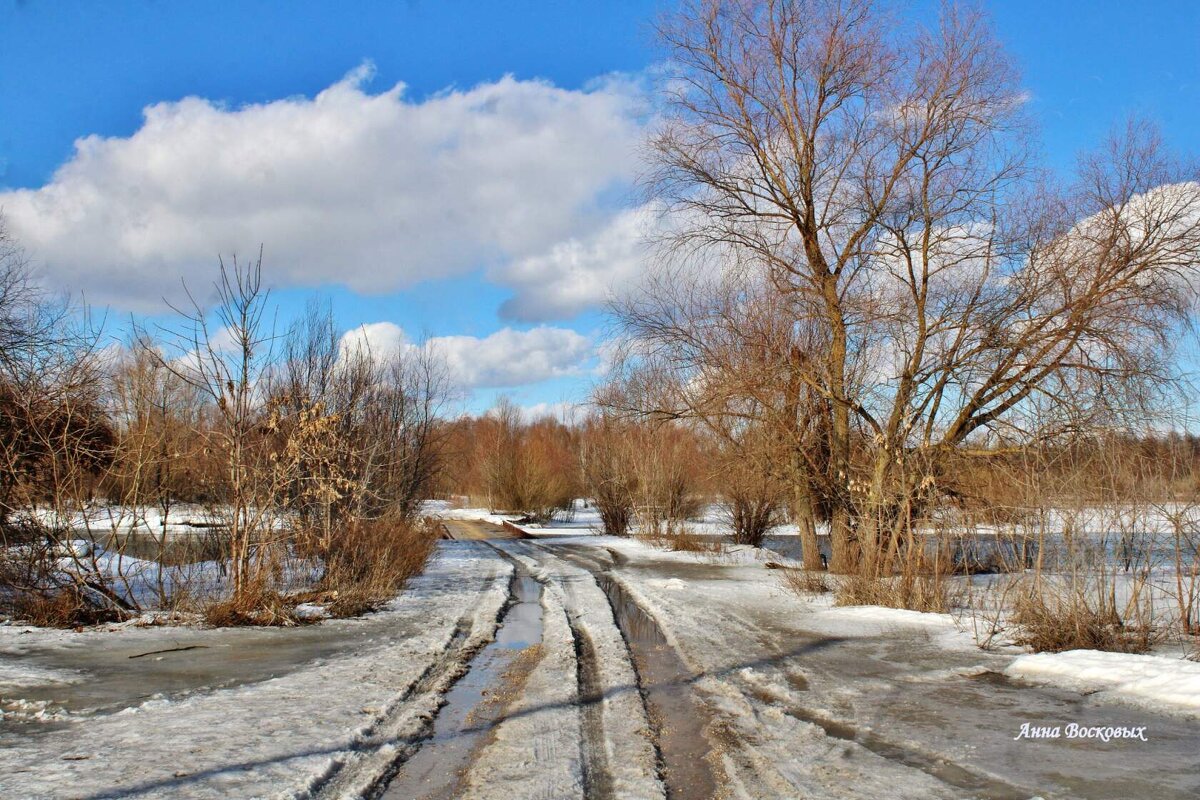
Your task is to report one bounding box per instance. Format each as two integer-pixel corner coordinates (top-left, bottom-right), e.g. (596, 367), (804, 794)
(596, 575), (720, 800)
(378, 573), (544, 800)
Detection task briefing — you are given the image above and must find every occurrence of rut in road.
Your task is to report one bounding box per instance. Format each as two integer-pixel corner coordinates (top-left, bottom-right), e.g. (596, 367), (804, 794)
(506, 539), (718, 800)
(481, 541), (618, 800)
(304, 547), (513, 800)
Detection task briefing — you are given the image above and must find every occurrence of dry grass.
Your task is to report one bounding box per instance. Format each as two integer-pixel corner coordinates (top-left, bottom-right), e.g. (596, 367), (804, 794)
(777, 566), (831, 595)
(835, 573), (958, 613)
(204, 515), (438, 625)
(204, 580), (299, 626)
(639, 525), (723, 555)
(317, 516), (438, 617)
(5, 584), (125, 627)
(0, 534), (129, 627)
(1011, 586), (1157, 654)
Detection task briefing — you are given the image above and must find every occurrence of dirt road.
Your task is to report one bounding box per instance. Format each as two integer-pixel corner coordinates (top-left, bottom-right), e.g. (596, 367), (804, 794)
(440, 518), (523, 540)
(358, 534), (1200, 800)
(3, 531), (1197, 799)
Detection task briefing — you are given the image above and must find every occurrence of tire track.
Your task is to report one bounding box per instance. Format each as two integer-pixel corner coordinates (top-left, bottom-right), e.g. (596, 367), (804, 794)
(529, 541), (721, 800)
(572, 623), (615, 800)
(304, 555), (513, 800)
(495, 539), (670, 800)
(482, 542), (614, 800)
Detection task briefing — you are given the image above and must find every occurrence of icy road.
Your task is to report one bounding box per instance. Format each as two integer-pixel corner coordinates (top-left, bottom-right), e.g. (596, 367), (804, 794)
(1, 522), (1198, 799)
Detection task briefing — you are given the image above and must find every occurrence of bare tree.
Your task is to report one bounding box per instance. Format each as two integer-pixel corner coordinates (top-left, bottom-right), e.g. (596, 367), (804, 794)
(579, 412), (639, 535)
(629, 0), (1200, 574)
(151, 252), (281, 604)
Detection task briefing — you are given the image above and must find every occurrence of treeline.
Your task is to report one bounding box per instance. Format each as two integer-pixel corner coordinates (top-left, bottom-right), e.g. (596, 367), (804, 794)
(436, 397), (1200, 539)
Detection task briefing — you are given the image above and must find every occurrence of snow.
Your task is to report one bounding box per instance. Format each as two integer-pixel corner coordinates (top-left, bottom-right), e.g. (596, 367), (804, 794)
(5, 502), (1198, 798)
(0, 542), (512, 799)
(0, 660), (80, 688)
(22, 503), (274, 537)
(493, 540), (665, 800)
(458, 564), (585, 800)
(293, 602), (330, 620)
(430, 504), (519, 525)
(1005, 649), (1200, 717)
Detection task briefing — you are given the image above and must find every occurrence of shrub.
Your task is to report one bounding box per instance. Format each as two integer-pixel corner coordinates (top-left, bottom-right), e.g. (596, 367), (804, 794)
(318, 516), (437, 617)
(1011, 585), (1157, 654)
(779, 567), (831, 595)
(834, 573), (956, 613)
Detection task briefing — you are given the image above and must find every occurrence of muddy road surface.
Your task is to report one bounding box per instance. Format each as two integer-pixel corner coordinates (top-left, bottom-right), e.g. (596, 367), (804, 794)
(3, 530), (1197, 799)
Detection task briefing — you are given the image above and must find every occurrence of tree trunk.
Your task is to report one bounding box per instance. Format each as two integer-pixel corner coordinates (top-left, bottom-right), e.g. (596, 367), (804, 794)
(792, 476), (824, 571)
(823, 272), (856, 573)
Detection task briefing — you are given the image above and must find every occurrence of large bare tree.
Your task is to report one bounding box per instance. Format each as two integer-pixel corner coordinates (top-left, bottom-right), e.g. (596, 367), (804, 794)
(622, 0), (1200, 573)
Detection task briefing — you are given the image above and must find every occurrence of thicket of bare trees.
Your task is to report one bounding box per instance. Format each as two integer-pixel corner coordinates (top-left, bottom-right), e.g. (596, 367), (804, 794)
(437, 399), (581, 521)
(0, 234), (447, 625)
(608, 0), (1200, 586)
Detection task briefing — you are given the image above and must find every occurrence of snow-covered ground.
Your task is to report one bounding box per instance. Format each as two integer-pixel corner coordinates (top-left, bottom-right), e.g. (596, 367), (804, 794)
(2, 503), (1198, 799)
(22, 503), (259, 537)
(0, 541), (511, 799)
(1006, 650), (1200, 717)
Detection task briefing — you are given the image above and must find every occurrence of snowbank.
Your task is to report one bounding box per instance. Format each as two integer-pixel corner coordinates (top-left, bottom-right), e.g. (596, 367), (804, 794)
(1005, 649), (1200, 716)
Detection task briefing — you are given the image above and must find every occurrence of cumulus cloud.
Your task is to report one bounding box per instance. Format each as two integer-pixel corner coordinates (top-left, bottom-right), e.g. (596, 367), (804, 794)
(337, 322), (593, 390)
(338, 321), (407, 361)
(515, 401), (590, 424)
(433, 326), (593, 389)
(1, 65), (646, 312)
(493, 203), (657, 321)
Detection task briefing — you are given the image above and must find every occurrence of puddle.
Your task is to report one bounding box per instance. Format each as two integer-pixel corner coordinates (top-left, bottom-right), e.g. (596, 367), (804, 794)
(596, 575), (719, 800)
(1, 619), (415, 728)
(378, 574), (544, 800)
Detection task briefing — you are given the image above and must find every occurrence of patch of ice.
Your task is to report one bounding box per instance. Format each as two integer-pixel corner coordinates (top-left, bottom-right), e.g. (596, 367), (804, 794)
(1005, 649), (1200, 716)
(0, 697), (71, 722)
(293, 603), (330, 620)
(0, 661), (81, 688)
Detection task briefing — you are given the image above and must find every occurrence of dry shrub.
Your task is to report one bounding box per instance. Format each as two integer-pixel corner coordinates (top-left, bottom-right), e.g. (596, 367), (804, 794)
(318, 516), (437, 617)
(778, 567), (831, 595)
(204, 578), (298, 627)
(832, 535), (960, 612)
(639, 525), (723, 555)
(203, 517), (436, 625)
(835, 573), (957, 613)
(0, 530), (130, 627)
(6, 584), (124, 627)
(1011, 587), (1156, 654)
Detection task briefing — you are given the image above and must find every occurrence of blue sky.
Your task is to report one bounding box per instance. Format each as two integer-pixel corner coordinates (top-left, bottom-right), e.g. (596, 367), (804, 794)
(1, 0), (1197, 413)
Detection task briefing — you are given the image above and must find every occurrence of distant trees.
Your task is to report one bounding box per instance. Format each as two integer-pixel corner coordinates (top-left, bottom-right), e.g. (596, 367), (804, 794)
(612, 0), (1200, 574)
(460, 398), (580, 521)
(0, 215), (112, 525)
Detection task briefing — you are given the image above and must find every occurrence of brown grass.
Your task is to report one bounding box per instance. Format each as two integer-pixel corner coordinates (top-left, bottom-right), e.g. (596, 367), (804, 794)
(6, 584), (125, 628)
(204, 579), (299, 626)
(203, 515), (438, 625)
(317, 516), (438, 617)
(834, 573), (957, 613)
(778, 567), (831, 595)
(1011, 587), (1157, 654)
(639, 526), (723, 554)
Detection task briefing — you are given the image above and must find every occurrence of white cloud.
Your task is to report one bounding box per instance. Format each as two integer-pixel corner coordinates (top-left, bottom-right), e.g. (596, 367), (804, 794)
(494, 203), (657, 321)
(516, 401), (590, 424)
(1, 65), (646, 312)
(338, 321), (407, 362)
(338, 321), (592, 390)
(433, 326), (593, 389)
